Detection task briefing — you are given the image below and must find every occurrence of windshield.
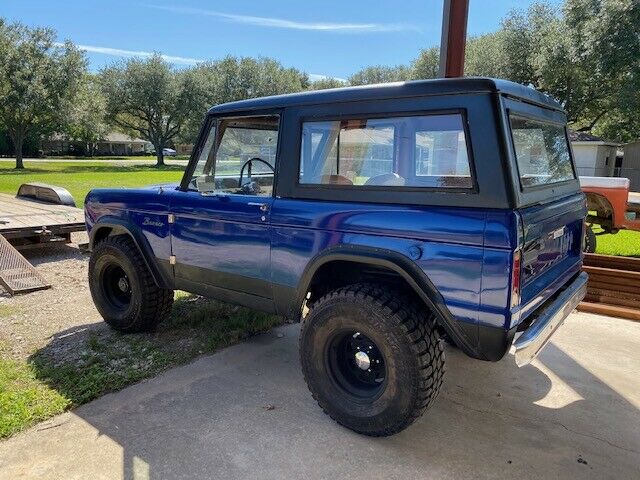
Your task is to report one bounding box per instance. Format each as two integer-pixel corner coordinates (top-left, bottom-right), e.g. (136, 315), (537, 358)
(509, 114), (575, 188)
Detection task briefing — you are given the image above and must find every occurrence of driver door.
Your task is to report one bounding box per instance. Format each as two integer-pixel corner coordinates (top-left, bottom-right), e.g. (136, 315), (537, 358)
(170, 114), (279, 307)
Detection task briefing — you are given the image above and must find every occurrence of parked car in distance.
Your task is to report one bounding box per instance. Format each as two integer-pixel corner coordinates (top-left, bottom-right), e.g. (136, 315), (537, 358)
(580, 176), (640, 252)
(85, 78), (588, 436)
(150, 148), (177, 156)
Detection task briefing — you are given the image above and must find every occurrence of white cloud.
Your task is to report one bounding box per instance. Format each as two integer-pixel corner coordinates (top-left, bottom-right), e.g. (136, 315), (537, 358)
(61, 44), (347, 81)
(64, 43), (347, 81)
(66, 43), (203, 65)
(308, 73), (348, 83)
(146, 4), (416, 33)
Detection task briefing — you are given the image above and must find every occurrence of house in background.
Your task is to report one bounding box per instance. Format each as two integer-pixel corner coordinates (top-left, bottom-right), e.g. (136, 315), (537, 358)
(95, 132), (151, 155)
(41, 132), (151, 156)
(569, 131), (620, 177)
(175, 143), (194, 156)
(621, 140), (640, 191)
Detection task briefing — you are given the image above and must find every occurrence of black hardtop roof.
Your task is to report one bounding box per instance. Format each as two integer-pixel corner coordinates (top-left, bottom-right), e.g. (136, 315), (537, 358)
(208, 77), (564, 115)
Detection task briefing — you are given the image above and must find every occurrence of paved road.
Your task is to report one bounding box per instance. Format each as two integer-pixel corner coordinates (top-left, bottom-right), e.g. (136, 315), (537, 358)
(1, 312), (638, 480)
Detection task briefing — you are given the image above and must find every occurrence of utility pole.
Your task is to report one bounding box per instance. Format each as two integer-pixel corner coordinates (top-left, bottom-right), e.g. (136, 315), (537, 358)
(438, 0), (470, 78)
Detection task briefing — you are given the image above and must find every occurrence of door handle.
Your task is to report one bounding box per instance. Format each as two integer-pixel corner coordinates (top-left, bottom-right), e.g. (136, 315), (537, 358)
(247, 202), (269, 212)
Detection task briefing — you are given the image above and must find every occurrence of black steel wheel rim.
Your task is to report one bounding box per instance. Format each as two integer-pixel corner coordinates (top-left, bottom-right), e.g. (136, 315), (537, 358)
(327, 330), (387, 399)
(101, 263), (132, 312)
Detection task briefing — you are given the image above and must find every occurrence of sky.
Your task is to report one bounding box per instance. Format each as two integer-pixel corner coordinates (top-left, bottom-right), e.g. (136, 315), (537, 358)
(2, 0), (560, 80)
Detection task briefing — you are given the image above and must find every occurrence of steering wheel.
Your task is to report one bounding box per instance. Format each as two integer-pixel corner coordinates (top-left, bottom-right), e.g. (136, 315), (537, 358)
(238, 157), (275, 190)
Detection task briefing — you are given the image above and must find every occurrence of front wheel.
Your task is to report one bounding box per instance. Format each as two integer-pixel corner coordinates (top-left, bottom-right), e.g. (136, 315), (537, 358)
(89, 235), (174, 332)
(299, 283), (445, 436)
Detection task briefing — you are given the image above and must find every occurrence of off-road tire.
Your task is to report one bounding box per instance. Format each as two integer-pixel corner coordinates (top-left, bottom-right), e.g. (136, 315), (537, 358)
(89, 235), (174, 332)
(299, 283), (445, 436)
(584, 224), (596, 253)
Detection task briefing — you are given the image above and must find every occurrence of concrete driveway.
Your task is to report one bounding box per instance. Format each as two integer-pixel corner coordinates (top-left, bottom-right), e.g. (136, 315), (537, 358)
(1, 312), (638, 480)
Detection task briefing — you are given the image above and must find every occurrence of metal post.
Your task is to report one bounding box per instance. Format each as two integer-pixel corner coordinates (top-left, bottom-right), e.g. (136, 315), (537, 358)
(438, 0), (470, 78)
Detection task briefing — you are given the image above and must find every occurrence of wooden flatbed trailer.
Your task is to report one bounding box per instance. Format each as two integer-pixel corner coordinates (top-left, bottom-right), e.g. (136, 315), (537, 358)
(0, 183), (85, 294)
(578, 253), (640, 322)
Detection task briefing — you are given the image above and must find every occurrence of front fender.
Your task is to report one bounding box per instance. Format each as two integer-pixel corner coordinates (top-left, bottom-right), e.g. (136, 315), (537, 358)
(89, 218), (173, 289)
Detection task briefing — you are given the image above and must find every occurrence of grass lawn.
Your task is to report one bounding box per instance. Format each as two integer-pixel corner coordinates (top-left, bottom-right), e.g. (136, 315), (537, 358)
(594, 229), (640, 257)
(2, 155), (191, 161)
(0, 161), (184, 206)
(0, 293), (282, 439)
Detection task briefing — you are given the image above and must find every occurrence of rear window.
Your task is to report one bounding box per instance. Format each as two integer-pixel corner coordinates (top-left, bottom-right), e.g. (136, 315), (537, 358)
(299, 114), (473, 189)
(509, 115), (575, 188)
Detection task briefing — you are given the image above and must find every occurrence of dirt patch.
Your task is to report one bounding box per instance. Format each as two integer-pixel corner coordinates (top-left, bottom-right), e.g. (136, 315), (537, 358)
(0, 232), (104, 360)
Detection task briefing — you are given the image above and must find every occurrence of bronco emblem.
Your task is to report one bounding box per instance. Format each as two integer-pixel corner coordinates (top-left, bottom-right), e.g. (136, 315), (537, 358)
(142, 217), (164, 227)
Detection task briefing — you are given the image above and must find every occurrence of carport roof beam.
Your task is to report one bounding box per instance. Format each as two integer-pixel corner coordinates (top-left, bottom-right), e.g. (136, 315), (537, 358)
(438, 0), (470, 78)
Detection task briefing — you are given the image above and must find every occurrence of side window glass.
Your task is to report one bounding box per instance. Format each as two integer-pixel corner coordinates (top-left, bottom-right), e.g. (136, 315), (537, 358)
(414, 123), (471, 188)
(299, 113), (473, 189)
(300, 120), (394, 186)
(190, 115), (279, 196)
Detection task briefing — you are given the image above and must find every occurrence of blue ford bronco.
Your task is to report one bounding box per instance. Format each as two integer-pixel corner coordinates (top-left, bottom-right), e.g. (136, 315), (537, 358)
(86, 78), (588, 436)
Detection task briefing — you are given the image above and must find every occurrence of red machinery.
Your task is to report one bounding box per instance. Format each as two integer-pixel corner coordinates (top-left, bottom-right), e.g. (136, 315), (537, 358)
(580, 176), (640, 252)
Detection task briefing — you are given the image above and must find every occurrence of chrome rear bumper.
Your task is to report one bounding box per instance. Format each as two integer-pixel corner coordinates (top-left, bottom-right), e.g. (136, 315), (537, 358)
(513, 272), (588, 367)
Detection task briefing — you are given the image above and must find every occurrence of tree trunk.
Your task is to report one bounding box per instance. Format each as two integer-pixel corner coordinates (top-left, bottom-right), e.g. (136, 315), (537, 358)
(155, 142), (164, 167)
(14, 133), (24, 169)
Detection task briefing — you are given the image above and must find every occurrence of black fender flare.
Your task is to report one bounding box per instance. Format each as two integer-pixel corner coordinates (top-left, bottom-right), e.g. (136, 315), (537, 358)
(89, 219), (172, 289)
(296, 245), (480, 358)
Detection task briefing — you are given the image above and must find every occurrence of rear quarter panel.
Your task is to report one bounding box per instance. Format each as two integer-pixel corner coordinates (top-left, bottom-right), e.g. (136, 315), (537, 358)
(270, 200), (520, 350)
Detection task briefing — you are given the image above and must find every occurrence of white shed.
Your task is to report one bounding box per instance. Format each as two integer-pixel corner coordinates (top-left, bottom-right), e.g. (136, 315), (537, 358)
(621, 140), (640, 190)
(569, 131), (619, 177)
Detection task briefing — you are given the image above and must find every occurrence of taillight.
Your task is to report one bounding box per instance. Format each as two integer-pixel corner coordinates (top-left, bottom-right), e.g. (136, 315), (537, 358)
(511, 250), (522, 308)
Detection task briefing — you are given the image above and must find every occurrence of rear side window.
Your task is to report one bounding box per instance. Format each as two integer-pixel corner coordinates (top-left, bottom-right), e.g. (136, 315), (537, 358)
(299, 114), (473, 189)
(509, 115), (575, 188)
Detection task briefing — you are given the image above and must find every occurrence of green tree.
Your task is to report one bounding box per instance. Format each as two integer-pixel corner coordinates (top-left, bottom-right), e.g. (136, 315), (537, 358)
(412, 46), (440, 79)
(499, 3), (557, 85)
(349, 65), (413, 85)
(561, 0), (640, 140)
(193, 56), (307, 105)
(596, 73), (640, 143)
(179, 56), (308, 143)
(64, 74), (110, 156)
(308, 77), (348, 90)
(464, 32), (505, 78)
(101, 54), (202, 166)
(460, 0), (640, 142)
(0, 22), (85, 168)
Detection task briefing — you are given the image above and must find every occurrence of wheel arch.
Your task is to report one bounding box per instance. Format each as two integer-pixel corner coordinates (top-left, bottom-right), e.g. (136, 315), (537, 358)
(296, 245), (480, 358)
(584, 191), (615, 231)
(89, 220), (172, 289)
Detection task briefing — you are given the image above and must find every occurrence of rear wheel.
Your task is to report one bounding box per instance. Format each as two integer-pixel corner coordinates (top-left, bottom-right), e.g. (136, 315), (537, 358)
(584, 224), (597, 253)
(89, 235), (174, 332)
(299, 283), (445, 436)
